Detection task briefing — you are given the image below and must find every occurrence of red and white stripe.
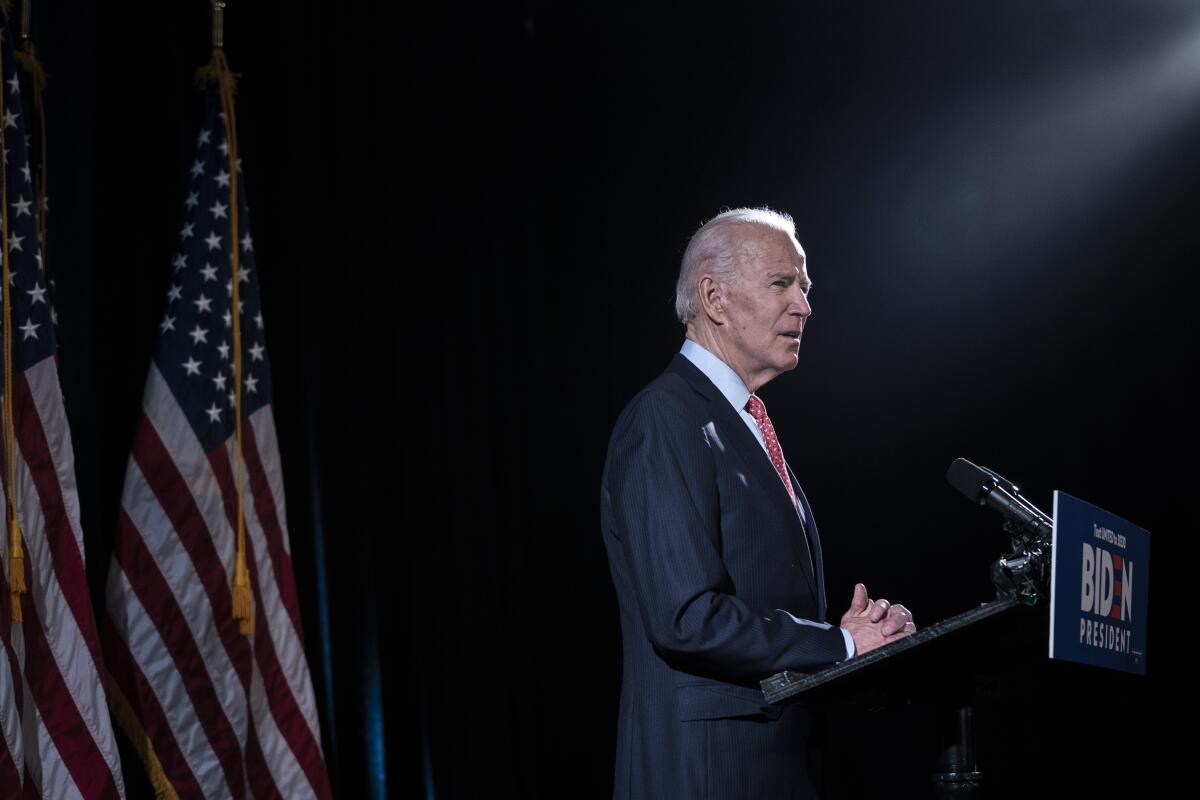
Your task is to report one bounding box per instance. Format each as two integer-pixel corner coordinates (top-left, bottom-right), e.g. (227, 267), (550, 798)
(0, 356), (127, 800)
(102, 363), (331, 799)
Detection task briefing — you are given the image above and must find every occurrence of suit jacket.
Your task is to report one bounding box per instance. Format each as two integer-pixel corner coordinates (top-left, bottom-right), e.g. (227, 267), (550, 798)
(600, 354), (846, 800)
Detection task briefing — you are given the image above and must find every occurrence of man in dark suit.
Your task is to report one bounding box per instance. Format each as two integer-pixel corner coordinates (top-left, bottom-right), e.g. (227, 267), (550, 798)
(600, 208), (915, 799)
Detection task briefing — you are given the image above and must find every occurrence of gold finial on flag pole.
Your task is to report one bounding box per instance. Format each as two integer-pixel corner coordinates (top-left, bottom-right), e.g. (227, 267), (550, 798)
(212, 1), (225, 49)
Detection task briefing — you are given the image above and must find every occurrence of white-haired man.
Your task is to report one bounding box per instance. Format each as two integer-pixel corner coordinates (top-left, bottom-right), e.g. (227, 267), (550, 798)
(600, 208), (915, 799)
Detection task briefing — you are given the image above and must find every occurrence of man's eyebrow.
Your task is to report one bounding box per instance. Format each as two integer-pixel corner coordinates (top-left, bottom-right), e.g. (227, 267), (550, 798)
(766, 271), (813, 289)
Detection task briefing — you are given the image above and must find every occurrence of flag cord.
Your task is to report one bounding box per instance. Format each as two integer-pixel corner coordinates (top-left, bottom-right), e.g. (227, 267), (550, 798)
(0, 35), (24, 623)
(198, 47), (253, 636)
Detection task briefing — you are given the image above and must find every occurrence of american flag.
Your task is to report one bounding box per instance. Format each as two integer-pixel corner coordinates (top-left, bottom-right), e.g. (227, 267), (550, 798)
(0, 17), (127, 800)
(100, 80), (332, 799)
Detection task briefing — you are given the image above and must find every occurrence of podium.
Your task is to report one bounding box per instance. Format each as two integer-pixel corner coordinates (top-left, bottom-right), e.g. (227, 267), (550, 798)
(755, 461), (1151, 796)
(760, 596), (1038, 797)
(762, 595), (1022, 705)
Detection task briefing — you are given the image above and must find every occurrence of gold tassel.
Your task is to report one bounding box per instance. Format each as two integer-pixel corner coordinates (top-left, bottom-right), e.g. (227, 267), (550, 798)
(13, 41), (47, 93)
(232, 549), (254, 636)
(9, 515), (22, 623)
(200, 45), (254, 638)
(104, 671), (181, 800)
(194, 48), (239, 94)
(8, 516), (22, 590)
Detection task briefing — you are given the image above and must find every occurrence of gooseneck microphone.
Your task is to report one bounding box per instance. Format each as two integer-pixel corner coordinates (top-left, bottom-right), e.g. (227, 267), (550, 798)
(947, 457), (1055, 601)
(946, 458), (1052, 542)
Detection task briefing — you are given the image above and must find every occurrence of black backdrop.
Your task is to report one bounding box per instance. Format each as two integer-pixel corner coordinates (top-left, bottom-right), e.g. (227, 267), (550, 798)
(32, 0), (1197, 796)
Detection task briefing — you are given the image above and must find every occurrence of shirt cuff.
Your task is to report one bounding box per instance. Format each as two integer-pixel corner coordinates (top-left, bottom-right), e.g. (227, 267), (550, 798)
(840, 627), (855, 660)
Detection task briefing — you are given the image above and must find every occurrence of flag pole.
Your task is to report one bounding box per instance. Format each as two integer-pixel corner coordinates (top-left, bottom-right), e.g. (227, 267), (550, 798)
(0, 5), (25, 622)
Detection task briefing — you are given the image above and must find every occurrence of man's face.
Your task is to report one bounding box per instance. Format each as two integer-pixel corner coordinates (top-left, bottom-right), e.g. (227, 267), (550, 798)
(718, 227), (812, 390)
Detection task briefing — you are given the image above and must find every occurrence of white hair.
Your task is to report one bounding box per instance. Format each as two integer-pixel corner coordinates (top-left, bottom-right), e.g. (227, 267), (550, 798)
(673, 207), (798, 325)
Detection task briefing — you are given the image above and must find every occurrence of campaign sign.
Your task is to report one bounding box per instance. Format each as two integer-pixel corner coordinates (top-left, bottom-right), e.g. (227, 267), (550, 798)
(1049, 491), (1149, 675)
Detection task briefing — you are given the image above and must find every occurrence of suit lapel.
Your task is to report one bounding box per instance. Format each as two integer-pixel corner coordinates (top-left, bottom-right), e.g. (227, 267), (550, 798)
(790, 470), (827, 619)
(669, 355), (820, 602)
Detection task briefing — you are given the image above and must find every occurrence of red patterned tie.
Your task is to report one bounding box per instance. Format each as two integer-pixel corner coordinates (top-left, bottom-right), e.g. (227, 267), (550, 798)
(746, 394), (798, 507)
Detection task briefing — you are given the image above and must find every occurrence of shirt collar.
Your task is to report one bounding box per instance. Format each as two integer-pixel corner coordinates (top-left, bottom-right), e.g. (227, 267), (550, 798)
(680, 338), (751, 413)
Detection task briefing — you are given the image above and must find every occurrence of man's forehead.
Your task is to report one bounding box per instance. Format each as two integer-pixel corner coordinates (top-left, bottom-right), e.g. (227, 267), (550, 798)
(733, 227), (806, 273)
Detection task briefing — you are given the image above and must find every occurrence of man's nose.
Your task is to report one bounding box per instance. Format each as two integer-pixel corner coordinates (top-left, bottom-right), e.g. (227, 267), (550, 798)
(790, 287), (812, 317)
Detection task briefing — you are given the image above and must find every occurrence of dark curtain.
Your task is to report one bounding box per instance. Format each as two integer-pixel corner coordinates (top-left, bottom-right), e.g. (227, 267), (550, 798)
(35, 1), (1194, 797)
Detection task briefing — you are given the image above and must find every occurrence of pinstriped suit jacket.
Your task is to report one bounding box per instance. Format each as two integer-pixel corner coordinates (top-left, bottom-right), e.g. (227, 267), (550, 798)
(601, 354), (845, 799)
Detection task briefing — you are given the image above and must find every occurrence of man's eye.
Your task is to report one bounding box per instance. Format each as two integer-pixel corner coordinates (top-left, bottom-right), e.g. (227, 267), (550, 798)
(772, 280), (787, 287)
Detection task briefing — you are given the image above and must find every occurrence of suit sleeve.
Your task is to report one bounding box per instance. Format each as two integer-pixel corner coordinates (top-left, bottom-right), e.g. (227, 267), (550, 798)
(604, 389), (847, 680)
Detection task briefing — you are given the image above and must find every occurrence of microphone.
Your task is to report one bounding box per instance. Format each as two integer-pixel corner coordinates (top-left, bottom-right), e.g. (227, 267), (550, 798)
(946, 458), (1053, 541)
(974, 464), (1053, 527)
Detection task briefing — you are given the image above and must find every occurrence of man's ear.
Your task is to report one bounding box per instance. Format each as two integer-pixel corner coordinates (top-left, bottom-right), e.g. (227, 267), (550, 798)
(697, 275), (726, 323)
